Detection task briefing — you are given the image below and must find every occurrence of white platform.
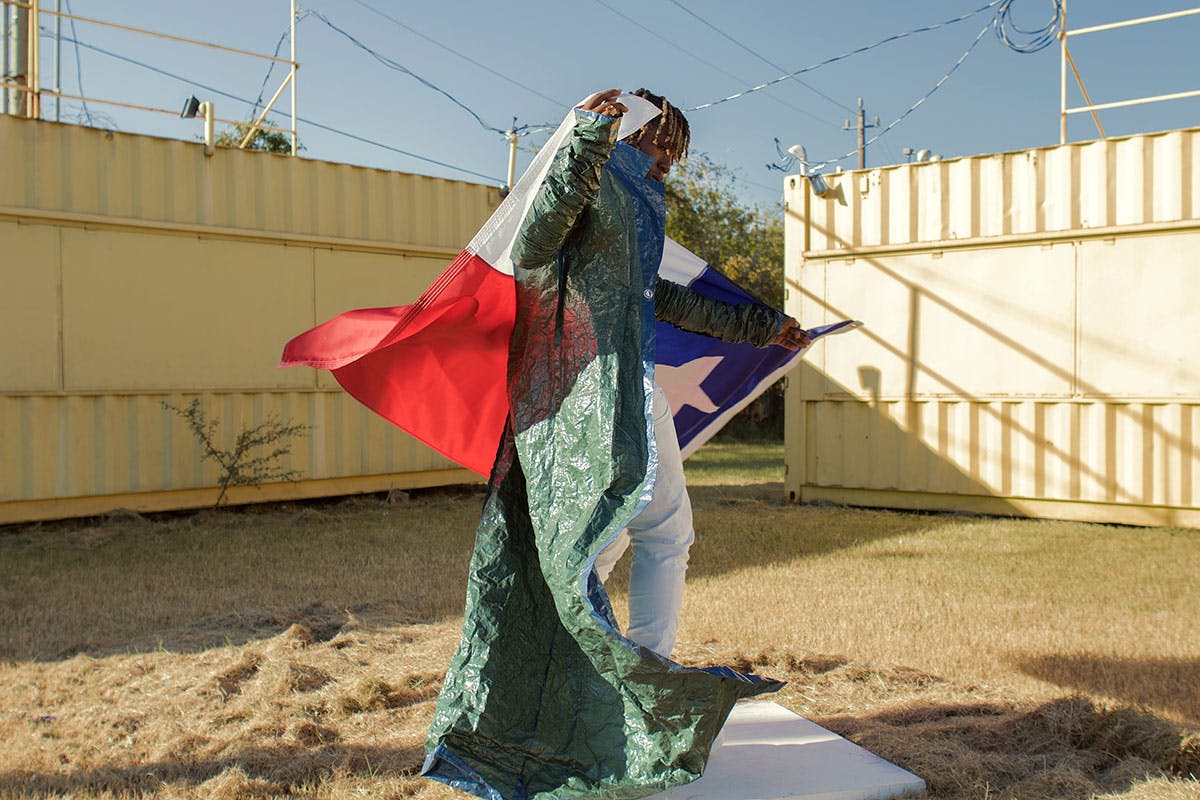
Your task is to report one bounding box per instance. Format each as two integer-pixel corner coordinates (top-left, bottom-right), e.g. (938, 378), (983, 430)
(651, 702), (926, 800)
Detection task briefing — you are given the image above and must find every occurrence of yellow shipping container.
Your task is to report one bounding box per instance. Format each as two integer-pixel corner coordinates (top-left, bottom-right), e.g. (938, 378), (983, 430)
(0, 116), (501, 523)
(785, 128), (1200, 528)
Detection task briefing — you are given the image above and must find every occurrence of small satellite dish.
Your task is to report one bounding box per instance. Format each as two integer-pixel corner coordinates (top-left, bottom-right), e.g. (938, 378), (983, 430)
(915, 148), (932, 163)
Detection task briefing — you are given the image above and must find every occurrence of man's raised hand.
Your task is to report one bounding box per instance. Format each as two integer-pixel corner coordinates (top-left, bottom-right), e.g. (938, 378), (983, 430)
(578, 88), (627, 118)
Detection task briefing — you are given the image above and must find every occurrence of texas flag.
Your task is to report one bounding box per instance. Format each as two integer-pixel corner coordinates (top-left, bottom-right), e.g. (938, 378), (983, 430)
(281, 95), (857, 476)
(657, 238), (859, 459)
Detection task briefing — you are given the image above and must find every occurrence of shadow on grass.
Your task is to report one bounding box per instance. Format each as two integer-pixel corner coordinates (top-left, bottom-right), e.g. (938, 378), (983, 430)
(0, 742), (426, 798)
(5, 696), (1195, 799)
(821, 695), (1199, 799)
(680, 481), (966, 582)
(3, 475), (970, 663)
(1016, 654), (1200, 726)
(0, 491), (484, 663)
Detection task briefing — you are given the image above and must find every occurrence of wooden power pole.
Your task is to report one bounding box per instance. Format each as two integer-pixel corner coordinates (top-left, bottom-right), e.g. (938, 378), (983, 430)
(843, 97), (879, 170)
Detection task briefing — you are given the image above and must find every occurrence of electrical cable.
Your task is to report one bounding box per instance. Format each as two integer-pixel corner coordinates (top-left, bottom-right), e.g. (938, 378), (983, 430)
(340, 0), (566, 108)
(689, 0), (1007, 112)
(664, 0), (854, 114)
(40, 27), (506, 183)
(250, 12), (308, 116)
(308, 10), (553, 137)
(589, 0), (841, 129)
(62, 0), (94, 124)
(993, 0), (1063, 53)
(773, 19), (993, 172)
(765, 1), (1063, 172)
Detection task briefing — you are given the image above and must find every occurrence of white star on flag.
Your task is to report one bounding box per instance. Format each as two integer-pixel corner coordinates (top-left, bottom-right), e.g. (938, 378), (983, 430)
(656, 356), (724, 414)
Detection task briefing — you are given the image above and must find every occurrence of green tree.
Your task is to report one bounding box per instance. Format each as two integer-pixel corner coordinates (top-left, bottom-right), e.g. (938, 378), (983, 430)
(215, 118), (297, 154)
(664, 154), (784, 308)
(665, 155), (789, 439)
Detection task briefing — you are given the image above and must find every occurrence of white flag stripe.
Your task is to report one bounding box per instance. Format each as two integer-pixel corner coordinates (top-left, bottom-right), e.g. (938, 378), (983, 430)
(659, 236), (708, 285)
(470, 94), (661, 276)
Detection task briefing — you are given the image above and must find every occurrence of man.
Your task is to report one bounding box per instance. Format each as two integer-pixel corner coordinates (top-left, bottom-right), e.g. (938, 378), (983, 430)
(556, 89), (809, 658)
(422, 89), (799, 799)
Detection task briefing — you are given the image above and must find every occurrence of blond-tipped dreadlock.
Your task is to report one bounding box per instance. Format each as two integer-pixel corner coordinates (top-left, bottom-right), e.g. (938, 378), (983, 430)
(622, 88), (690, 163)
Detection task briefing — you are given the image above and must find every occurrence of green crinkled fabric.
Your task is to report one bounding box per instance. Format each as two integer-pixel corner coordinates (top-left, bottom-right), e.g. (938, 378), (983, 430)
(422, 110), (781, 800)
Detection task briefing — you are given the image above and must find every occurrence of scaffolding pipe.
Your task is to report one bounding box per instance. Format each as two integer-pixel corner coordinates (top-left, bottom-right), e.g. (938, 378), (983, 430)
(52, 0), (59, 120)
(2, 1), (9, 115)
(9, 0), (25, 115)
(4, 0), (293, 63)
(238, 70), (292, 148)
(27, 0), (37, 118)
(1067, 6), (1200, 36)
(1059, 0), (1067, 144)
(290, 0), (297, 156)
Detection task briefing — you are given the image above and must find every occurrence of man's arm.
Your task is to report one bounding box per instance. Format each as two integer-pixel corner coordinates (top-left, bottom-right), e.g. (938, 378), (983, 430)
(654, 278), (811, 350)
(510, 91), (626, 270)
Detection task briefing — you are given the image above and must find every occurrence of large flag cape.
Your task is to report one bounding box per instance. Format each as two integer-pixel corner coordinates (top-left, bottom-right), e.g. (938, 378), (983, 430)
(282, 97), (855, 799)
(281, 97), (854, 476)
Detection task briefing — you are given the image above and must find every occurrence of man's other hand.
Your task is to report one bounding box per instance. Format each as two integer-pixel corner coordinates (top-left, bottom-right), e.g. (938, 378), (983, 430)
(772, 317), (811, 350)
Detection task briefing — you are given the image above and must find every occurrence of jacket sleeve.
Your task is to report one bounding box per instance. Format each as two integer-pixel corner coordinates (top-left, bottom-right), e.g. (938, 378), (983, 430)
(510, 109), (621, 269)
(654, 278), (783, 348)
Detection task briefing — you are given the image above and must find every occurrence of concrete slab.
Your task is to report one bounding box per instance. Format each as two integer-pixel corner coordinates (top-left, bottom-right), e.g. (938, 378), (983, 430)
(651, 701), (925, 800)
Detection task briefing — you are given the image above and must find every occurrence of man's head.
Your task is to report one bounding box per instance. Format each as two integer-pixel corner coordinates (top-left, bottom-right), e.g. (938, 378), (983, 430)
(621, 89), (690, 182)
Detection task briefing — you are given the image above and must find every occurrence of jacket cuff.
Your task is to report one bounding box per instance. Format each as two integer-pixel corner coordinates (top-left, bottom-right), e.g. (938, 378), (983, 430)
(573, 108), (622, 145)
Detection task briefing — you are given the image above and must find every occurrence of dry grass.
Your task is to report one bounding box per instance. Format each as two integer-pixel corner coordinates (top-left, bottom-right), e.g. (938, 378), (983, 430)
(1, 442), (1197, 799)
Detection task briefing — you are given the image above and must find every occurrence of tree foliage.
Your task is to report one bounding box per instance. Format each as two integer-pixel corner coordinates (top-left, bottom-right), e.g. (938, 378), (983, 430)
(215, 118), (297, 154)
(665, 154), (788, 439)
(664, 154), (784, 308)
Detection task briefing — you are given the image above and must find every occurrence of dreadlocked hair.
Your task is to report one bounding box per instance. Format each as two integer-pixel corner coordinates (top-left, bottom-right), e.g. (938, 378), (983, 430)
(622, 88), (690, 163)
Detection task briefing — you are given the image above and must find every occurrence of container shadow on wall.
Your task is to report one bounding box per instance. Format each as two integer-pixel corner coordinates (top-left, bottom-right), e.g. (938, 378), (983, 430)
(784, 130), (1200, 528)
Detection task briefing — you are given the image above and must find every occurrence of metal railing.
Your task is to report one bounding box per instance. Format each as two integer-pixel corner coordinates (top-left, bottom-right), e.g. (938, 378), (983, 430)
(1059, 2), (1200, 143)
(1, 0), (299, 154)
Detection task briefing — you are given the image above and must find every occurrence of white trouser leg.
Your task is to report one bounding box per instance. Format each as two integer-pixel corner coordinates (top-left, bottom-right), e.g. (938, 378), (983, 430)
(594, 384), (694, 657)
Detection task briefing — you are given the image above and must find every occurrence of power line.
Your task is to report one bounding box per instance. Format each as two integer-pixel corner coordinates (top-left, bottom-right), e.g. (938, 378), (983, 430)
(994, 0), (1063, 53)
(689, 0), (1006, 111)
(41, 28), (505, 183)
(339, 0), (566, 109)
(308, 10), (503, 134)
(775, 1), (1063, 171)
(664, 0), (854, 114)
(308, 11), (552, 137)
(62, 0), (94, 124)
(784, 19), (995, 172)
(588, 0), (840, 129)
(250, 12), (306, 116)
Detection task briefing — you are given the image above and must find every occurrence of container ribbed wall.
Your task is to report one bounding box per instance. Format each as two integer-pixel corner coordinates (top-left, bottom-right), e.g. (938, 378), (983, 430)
(784, 127), (1200, 528)
(0, 117), (500, 522)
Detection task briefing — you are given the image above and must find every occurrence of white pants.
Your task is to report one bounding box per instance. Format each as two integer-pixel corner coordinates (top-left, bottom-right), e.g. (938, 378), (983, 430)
(594, 384), (694, 657)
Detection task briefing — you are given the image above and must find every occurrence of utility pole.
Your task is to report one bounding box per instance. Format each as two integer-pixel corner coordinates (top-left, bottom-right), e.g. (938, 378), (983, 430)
(843, 97), (879, 170)
(504, 117), (518, 194)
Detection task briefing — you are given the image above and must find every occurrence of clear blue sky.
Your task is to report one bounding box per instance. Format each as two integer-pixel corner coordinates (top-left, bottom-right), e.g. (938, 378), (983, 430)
(27, 1), (1200, 206)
